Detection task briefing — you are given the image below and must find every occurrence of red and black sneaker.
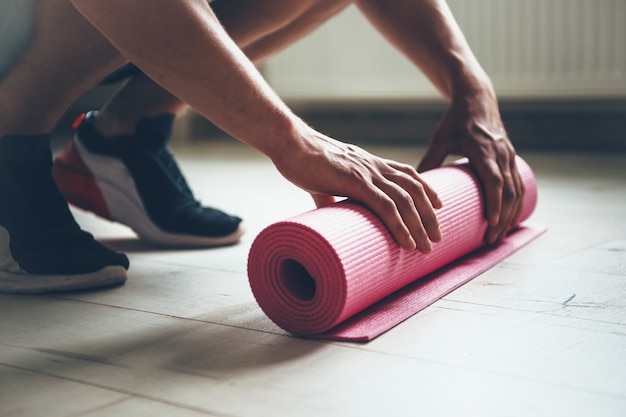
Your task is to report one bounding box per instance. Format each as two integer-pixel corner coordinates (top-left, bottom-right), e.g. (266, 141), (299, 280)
(52, 112), (245, 247)
(0, 134), (129, 294)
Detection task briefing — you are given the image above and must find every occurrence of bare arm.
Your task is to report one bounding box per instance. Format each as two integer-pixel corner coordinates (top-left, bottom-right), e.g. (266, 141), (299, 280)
(71, 0), (294, 156)
(70, 0), (442, 251)
(357, 0), (524, 244)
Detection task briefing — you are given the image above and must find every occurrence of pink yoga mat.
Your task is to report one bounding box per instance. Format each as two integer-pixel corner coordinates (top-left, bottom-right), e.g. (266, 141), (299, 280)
(248, 157), (545, 341)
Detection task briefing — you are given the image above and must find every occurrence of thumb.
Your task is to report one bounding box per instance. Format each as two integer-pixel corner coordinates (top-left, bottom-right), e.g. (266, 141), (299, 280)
(417, 141), (449, 173)
(311, 193), (336, 208)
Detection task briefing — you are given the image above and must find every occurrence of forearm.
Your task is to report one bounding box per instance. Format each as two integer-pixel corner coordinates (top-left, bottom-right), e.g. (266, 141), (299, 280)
(70, 0), (298, 160)
(357, 0), (494, 102)
(360, 0), (524, 243)
(70, 0), (446, 251)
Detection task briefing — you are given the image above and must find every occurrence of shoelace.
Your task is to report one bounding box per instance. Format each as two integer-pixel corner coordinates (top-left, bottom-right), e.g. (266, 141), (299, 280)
(155, 147), (193, 194)
(152, 147), (206, 213)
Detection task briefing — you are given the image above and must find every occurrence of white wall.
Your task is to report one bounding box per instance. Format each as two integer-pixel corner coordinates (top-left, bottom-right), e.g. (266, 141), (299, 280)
(264, 0), (626, 101)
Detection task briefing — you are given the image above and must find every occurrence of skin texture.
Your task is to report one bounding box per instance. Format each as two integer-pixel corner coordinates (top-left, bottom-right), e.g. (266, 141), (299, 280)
(357, 0), (524, 244)
(0, 0), (523, 251)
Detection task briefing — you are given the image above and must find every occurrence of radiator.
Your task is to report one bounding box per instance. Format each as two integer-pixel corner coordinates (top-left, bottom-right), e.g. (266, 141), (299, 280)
(264, 0), (626, 100)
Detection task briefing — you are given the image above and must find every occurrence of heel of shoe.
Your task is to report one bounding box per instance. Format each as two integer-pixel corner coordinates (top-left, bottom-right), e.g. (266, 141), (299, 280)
(52, 156), (112, 221)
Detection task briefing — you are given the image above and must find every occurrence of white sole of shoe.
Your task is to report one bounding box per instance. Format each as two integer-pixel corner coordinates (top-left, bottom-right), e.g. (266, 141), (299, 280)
(0, 265), (127, 294)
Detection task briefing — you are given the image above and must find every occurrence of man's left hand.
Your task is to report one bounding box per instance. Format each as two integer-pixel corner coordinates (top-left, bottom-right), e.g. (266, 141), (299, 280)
(417, 94), (525, 245)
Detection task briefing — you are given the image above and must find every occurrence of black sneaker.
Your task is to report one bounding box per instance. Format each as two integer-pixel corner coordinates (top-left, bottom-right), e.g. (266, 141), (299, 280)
(52, 112), (245, 247)
(0, 134), (129, 294)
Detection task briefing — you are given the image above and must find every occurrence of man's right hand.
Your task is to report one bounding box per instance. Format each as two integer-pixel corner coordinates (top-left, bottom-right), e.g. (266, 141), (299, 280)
(273, 122), (443, 253)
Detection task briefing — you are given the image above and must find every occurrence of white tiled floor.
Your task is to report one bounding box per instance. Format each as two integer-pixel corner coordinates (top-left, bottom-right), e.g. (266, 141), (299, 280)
(1, 139), (625, 417)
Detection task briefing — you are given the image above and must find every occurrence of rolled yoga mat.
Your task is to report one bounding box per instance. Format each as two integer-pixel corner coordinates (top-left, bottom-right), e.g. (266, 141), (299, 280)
(248, 157), (546, 342)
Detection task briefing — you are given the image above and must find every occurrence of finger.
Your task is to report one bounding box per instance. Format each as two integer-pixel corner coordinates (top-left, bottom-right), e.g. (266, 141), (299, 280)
(510, 156), (526, 226)
(486, 164), (516, 244)
(364, 189), (417, 251)
(386, 173), (442, 243)
(472, 155), (504, 229)
(311, 193), (336, 208)
(376, 177), (441, 252)
(389, 161), (443, 209)
(491, 157), (526, 244)
(485, 148), (525, 244)
(417, 141), (449, 173)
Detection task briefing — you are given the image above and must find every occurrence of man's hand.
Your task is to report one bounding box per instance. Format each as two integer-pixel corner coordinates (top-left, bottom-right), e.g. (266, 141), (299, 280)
(356, 0), (525, 245)
(273, 122), (443, 253)
(417, 94), (525, 245)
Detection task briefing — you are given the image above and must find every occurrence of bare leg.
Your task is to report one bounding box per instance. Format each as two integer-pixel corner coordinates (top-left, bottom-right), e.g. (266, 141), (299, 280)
(0, 0), (352, 137)
(0, 1), (132, 291)
(92, 74), (187, 137)
(1, 0), (439, 251)
(0, 0), (125, 136)
(94, 0), (353, 136)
